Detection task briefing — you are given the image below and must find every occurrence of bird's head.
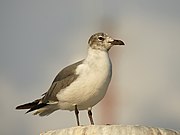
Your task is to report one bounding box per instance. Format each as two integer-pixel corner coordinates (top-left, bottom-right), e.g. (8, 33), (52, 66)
(88, 32), (125, 51)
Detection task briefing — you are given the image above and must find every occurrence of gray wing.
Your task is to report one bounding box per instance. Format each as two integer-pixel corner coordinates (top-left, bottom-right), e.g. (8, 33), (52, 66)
(42, 60), (84, 103)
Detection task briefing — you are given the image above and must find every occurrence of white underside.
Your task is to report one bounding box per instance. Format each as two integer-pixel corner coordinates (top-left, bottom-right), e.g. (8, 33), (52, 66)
(56, 48), (112, 111)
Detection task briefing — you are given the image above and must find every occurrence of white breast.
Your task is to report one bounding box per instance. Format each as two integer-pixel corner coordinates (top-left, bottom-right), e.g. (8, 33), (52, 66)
(57, 48), (112, 110)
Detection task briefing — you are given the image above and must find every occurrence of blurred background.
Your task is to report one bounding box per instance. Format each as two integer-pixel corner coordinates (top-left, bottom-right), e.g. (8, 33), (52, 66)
(0, 0), (180, 135)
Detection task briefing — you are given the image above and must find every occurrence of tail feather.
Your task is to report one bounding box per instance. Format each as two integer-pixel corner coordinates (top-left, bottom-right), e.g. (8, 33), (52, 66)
(33, 104), (58, 116)
(16, 99), (48, 114)
(26, 103), (47, 114)
(16, 99), (41, 109)
(16, 99), (58, 116)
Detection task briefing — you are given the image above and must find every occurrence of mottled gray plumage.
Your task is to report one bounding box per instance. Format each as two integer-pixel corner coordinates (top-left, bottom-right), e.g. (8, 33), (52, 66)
(42, 60), (84, 103)
(88, 33), (124, 51)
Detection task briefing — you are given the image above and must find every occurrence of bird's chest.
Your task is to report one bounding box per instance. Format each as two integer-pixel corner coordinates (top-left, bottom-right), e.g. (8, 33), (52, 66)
(74, 57), (112, 104)
(81, 60), (112, 89)
(57, 51), (112, 109)
(77, 50), (112, 92)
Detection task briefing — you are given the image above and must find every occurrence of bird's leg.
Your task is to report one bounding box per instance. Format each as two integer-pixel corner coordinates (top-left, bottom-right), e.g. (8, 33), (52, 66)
(88, 108), (94, 125)
(74, 105), (80, 126)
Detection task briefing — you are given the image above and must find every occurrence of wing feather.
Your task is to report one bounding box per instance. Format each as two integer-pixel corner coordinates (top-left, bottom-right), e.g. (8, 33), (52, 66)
(42, 60), (84, 103)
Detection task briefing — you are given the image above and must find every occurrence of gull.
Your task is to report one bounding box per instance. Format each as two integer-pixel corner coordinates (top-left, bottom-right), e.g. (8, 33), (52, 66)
(16, 32), (125, 126)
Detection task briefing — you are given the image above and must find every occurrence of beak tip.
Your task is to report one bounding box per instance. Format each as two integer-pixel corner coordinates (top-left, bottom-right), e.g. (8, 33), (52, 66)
(110, 39), (125, 45)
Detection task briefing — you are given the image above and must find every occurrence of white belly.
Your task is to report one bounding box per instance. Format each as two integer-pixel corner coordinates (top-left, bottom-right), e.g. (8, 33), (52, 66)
(57, 49), (112, 110)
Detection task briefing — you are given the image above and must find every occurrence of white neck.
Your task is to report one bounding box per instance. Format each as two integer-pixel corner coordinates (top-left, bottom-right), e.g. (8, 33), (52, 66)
(86, 47), (109, 60)
(84, 47), (112, 69)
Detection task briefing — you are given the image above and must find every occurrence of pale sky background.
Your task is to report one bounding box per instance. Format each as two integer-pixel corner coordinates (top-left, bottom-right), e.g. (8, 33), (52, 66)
(0, 1), (180, 135)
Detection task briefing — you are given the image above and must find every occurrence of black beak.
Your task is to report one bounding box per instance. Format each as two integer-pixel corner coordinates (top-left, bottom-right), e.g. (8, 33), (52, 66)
(109, 39), (125, 45)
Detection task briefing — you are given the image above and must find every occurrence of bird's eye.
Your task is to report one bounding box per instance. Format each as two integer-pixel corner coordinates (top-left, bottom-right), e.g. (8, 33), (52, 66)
(98, 36), (104, 41)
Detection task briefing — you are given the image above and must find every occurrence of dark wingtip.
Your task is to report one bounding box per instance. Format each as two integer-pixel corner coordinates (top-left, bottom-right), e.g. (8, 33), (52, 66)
(16, 99), (41, 110)
(16, 105), (22, 109)
(25, 109), (31, 114)
(16, 104), (30, 109)
(25, 103), (47, 114)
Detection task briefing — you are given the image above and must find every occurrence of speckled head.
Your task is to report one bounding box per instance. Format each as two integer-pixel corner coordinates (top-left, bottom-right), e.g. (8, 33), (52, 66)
(88, 32), (125, 51)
